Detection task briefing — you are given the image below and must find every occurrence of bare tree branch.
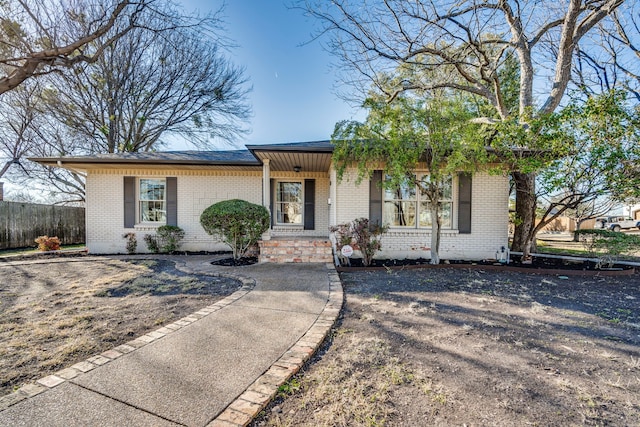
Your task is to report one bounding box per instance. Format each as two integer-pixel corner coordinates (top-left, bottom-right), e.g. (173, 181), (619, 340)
(302, 0), (625, 258)
(0, 1), (152, 94)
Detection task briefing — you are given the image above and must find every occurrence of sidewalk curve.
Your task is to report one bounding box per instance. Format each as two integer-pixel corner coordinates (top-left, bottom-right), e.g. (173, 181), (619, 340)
(0, 257), (343, 427)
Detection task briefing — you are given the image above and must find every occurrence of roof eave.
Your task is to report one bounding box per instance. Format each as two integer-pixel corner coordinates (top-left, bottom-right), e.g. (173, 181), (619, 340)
(246, 143), (334, 155)
(28, 157), (262, 167)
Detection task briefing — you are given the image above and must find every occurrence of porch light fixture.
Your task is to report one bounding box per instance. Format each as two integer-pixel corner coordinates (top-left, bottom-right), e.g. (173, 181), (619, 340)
(293, 165), (301, 173)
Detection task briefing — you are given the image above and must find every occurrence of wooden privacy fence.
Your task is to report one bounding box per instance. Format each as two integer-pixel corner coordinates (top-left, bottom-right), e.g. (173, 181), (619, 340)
(0, 201), (85, 250)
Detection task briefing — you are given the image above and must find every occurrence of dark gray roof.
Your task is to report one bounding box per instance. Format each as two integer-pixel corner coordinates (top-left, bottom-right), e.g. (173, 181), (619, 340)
(81, 150), (258, 164)
(29, 141), (336, 167)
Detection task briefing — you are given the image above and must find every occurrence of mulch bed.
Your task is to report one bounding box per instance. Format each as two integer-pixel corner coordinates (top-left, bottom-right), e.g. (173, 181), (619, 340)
(211, 256), (259, 267)
(336, 255), (636, 276)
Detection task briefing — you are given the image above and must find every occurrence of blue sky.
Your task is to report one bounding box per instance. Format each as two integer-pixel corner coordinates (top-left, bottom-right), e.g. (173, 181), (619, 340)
(180, 0), (364, 147)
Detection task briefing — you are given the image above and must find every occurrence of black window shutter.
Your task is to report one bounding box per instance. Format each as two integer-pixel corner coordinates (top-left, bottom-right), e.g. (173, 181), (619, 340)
(369, 170), (383, 226)
(304, 179), (315, 230)
(458, 173), (472, 234)
(166, 177), (177, 226)
(124, 176), (135, 228)
(270, 179), (275, 226)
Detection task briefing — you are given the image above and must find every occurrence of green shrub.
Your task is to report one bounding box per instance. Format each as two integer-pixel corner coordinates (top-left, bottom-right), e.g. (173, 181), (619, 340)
(34, 235), (61, 251)
(575, 229), (640, 268)
(143, 226), (185, 253)
(156, 225), (185, 253)
(123, 232), (137, 254)
(143, 234), (160, 253)
(200, 199), (270, 260)
(330, 217), (388, 266)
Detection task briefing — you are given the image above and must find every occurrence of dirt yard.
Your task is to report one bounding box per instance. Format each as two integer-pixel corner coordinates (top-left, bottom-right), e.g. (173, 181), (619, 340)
(257, 267), (640, 427)
(0, 256), (240, 396)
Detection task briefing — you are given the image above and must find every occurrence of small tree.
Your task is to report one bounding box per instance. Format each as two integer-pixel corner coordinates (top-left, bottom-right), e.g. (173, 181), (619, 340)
(533, 91), (640, 245)
(157, 225), (185, 253)
(123, 232), (137, 254)
(333, 92), (484, 264)
(200, 199), (270, 260)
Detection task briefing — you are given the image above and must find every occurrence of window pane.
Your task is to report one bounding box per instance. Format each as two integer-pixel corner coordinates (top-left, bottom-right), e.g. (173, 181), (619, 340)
(276, 182), (302, 224)
(140, 201), (166, 222)
(382, 174), (452, 229)
(140, 179), (165, 201)
(278, 202), (302, 224)
(278, 182), (302, 202)
(139, 179), (166, 222)
(419, 175), (452, 200)
(440, 177), (452, 200)
(419, 202), (432, 227)
(384, 180), (415, 200)
(441, 202), (452, 228)
(419, 202), (451, 228)
(384, 201), (416, 226)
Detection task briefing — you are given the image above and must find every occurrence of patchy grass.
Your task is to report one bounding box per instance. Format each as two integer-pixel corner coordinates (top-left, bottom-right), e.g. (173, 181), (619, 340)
(265, 332), (426, 427)
(535, 245), (592, 257)
(0, 244), (86, 257)
(254, 268), (640, 427)
(0, 257), (240, 396)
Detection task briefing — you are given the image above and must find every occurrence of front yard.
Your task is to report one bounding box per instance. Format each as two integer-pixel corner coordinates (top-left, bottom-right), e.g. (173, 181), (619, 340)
(1, 254), (639, 425)
(0, 257), (241, 396)
(257, 267), (640, 426)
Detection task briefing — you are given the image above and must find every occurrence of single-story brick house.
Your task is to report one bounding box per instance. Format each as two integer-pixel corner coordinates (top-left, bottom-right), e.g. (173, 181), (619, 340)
(31, 140), (509, 262)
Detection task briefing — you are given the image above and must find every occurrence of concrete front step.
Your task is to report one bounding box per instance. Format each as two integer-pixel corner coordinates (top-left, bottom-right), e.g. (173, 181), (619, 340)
(258, 239), (333, 263)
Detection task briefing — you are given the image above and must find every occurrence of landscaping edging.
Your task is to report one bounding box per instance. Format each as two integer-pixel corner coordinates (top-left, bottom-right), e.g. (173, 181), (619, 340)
(0, 248), (89, 262)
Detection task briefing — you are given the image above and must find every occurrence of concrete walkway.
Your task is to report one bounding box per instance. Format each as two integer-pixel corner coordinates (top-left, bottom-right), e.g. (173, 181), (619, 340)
(0, 256), (343, 427)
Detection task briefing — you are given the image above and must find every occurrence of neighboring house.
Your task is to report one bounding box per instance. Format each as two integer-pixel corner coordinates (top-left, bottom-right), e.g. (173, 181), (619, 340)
(31, 140), (509, 262)
(623, 204), (640, 221)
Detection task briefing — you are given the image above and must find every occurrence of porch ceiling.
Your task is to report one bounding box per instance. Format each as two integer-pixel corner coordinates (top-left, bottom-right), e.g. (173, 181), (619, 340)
(252, 151), (333, 172)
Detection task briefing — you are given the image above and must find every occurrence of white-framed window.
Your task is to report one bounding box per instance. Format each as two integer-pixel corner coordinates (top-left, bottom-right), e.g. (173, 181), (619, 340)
(275, 181), (303, 225)
(139, 178), (166, 223)
(384, 178), (417, 226)
(383, 174), (453, 228)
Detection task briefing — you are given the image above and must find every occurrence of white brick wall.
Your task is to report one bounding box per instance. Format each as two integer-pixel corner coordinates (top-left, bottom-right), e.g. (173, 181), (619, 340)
(177, 172), (263, 252)
(86, 169), (263, 254)
(332, 169), (509, 260)
(334, 168), (370, 223)
(86, 173), (122, 254)
(86, 168), (331, 254)
(85, 165), (507, 259)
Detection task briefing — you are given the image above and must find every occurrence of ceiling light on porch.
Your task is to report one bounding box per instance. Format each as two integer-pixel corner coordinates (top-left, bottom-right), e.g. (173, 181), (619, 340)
(293, 165), (301, 173)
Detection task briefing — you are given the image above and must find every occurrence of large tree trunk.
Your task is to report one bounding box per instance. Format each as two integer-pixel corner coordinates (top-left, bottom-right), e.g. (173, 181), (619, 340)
(511, 171), (537, 259)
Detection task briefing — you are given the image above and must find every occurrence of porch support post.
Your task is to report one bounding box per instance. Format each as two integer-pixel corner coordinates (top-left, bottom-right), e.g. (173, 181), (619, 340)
(262, 159), (271, 239)
(262, 158), (270, 208)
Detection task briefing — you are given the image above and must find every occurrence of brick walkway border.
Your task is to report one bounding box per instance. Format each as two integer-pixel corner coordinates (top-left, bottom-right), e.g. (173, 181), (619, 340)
(208, 263), (343, 427)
